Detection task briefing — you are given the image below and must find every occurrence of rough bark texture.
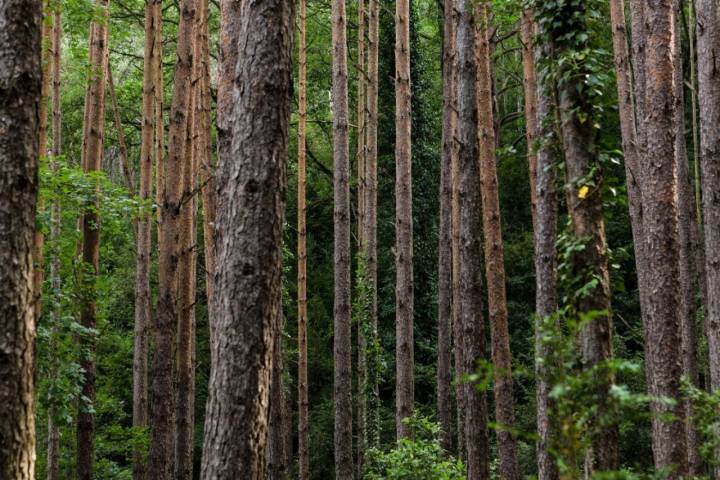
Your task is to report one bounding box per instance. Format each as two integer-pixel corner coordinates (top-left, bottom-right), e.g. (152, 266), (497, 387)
(533, 41), (560, 480)
(476, 4), (518, 478)
(0, 0), (41, 474)
(331, 0), (353, 475)
(199, 0), (294, 477)
(634, 0), (688, 474)
(149, 0), (194, 473)
(133, 0), (158, 476)
(697, 0), (720, 398)
(437, 0), (456, 453)
(267, 314), (289, 480)
(77, 2), (109, 476)
(364, 0), (380, 449)
(297, 0), (309, 475)
(395, 0), (414, 441)
(457, 1), (489, 477)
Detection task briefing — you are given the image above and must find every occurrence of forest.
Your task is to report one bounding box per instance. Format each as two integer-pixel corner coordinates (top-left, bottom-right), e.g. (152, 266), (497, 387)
(1, 0), (719, 478)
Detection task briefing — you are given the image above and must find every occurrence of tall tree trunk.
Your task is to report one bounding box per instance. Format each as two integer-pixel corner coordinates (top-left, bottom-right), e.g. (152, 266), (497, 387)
(395, 0), (414, 440)
(0, 0), (41, 474)
(154, 3), (164, 244)
(199, 0), (294, 476)
(476, 4), (518, 478)
(549, 3), (617, 470)
(634, 0), (688, 473)
(533, 40), (560, 480)
(437, 0), (456, 453)
(521, 10), (538, 230)
(457, 1), (489, 477)
(364, 0), (380, 449)
(267, 314), (289, 480)
(77, 3), (109, 477)
(47, 6), (63, 479)
(297, 0), (310, 475)
(133, 0), (158, 476)
(149, 0), (194, 473)
(107, 66), (133, 193)
(331, 0), (353, 474)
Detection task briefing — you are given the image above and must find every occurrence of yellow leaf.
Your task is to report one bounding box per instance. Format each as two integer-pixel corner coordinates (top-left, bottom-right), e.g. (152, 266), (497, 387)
(578, 185), (589, 199)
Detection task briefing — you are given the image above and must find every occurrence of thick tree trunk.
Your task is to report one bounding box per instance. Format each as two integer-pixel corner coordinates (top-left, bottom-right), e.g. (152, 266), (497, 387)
(476, 4), (518, 478)
(133, 0), (158, 477)
(364, 0), (380, 449)
(297, 0), (310, 475)
(0, 0), (41, 474)
(533, 41), (560, 480)
(199, 0), (294, 477)
(149, 0), (194, 473)
(77, 3), (109, 477)
(331, 0), (353, 475)
(697, 0), (720, 399)
(634, 0), (688, 474)
(437, 0), (456, 453)
(267, 314), (289, 480)
(457, 1), (489, 477)
(395, 0), (414, 440)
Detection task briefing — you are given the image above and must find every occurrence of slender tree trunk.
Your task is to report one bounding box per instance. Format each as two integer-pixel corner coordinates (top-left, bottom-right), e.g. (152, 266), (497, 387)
(0, 0), (41, 474)
(154, 3), (164, 244)
(395, 0), (414, 440)
(267, 314), (289, 480)
(476, 3), (518, 478)
(47, 7), (63, 479)
(364, 0), (380, 450)
(457, 1), (489, 477)
(77, 3), (109, 476)
(199, 0), (294, 477)
(533, 40), (560, 480)
(133, 0), (158, 476)
(634, 0), (688, 473)
(437, 0), (456, 453)
(149, 0), (195, 473)
(521, 10), (538, 230)
(297, 0), (310, 475)
(697, 0), (720, 397)
(332, 0), (353, 474)
(107, 66), (133, 193)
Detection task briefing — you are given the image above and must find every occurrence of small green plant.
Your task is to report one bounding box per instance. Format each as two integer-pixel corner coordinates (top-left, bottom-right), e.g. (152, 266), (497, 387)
(364, 414), (465, 480)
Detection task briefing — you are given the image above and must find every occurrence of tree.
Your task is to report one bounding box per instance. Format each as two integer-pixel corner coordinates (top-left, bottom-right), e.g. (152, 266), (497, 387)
(267, 313), (289, 480)
(200, 0), (294, 476)
(395, 0), (414, 441)
(456, 0), (489, 476)
(521, 9), (537, 229)
(77, 1), (109, 476)
(436, 0), (456, 452)
(0, 0), (41, 475)
(331, 0), (353, 474)
(476, 3), (518, 478)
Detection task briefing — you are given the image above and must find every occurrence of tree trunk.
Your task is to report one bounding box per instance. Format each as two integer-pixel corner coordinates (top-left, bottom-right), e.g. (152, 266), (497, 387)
(149, 0), (194, 473)
(77, 3), (109, 477)
(199, 0), (294, 477)
(533, 40), (560, 480)
(297, 0), (310, 475)
(133, 0), (158, 476)
(267, 314), (289, 480)
(697, 0), (720, 396)
(476, 4), (518, 478)
(0, 0), (41, 474)
(521, 10), (538, 230)
(550, 4), (617, 470)
(331, 0), (353, 475)
(107, 66), (133, 194)
(395, 0), (414, 441)
(634, 0), (688, 473)
(457, 1), (489, 477)
(437, 0), (456, 453)
(364, 0), (380, 449)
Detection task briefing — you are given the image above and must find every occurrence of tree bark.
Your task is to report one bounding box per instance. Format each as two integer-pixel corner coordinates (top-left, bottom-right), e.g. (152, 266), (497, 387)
(437, 0), (456, 453)
(297, 0), (310, 475)
(267, 314), (289, 480)
(199, 0), (294, 477)
(395, 0), (414, 441)
(0, 0), (41, 474)
(77, 2), (109, 477)
(331, 0), (353, 475)
(457, 1), (489, 477)
(149, 0), (194, 473)
(476, 3), (518, 478)
(634, 0), (688, 474)
(521, 10), (538, 230)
